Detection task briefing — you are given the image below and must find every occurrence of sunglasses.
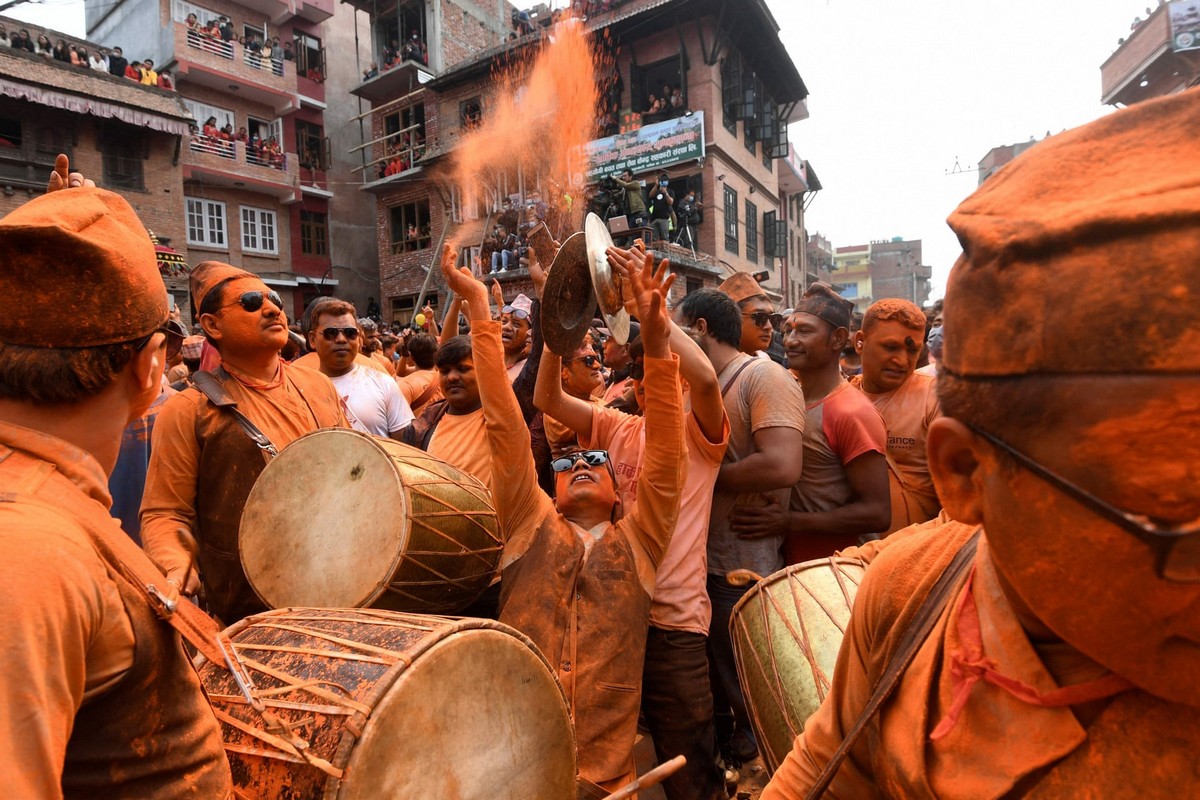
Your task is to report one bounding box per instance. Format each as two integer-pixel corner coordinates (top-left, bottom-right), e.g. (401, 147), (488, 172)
(319, 326), (360, 341)
(501, 306), (530, 321)
(566, 354), (601, 368)
(629, 362), (645, 380)
(742, 311), (773, 329)
(221, 290), (283, 313)
(550, 450), (610, 473)
(136, 318), (186, 360)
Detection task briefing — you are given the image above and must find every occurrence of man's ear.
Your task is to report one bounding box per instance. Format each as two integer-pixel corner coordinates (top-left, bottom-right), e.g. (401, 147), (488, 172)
(927, 417), (986, 525)
(199, 312), (222, 345)
(853, 330), (864, 354)
(307, 329), (319, 351)
(830, 326), (850, 352)
(129, 334), (164, 395)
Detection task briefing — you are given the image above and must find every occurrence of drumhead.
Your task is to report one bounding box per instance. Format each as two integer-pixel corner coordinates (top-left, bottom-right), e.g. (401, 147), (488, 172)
(341, 627), (578, 799)
(240, 429), (407, 608)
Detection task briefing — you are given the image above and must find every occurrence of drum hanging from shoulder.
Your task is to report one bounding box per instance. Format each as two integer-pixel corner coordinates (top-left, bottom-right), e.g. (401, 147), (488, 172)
(240, 428), (502, 613)
(730, 557), (866, 774)
(198, 607), (577, 799)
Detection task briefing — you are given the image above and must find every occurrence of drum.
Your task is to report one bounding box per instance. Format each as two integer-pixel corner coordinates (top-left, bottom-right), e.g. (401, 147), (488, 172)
(198, 607), (578, 799)
(240, 428), (502, 614)
(730, 557), (867, 774)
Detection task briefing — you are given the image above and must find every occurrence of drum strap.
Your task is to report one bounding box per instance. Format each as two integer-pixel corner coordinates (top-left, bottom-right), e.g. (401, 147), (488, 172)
(192, 370), (280, 458)
(720, 357), (756, 397)
(804, 528), (981, 799)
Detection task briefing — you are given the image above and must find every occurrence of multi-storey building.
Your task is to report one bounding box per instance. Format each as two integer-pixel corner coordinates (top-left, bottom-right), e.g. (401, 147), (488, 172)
(1101, 0), (1200, 108)
(85, 0), (343, 320)
(347, 0), (811, 323)
(830, 237), (931, 310)
(977, 137), (1041, 184)
(832, 243), (872, 307)
(776, 145), (821, 306)
(0, 15), (195, 309)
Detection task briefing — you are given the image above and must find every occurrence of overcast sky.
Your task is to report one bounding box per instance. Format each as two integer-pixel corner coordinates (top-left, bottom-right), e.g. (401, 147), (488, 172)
(11, 0), (1152, 297)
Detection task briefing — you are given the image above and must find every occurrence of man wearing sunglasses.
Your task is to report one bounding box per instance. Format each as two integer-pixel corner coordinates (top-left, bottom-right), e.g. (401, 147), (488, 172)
(0, 160), (231, 797)
(764, 88), (1200, 798)
(441, 242), (686, 794)
(141, 261), (347, 623)
(500, 293), (534, 381)
(718, 270), (777, 358)
(544, 344), (606, 457)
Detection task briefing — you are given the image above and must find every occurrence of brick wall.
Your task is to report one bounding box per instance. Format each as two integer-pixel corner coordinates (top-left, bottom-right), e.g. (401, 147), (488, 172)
(376, 182), (448, 317)
(179, 183), (294, 273)
(439, 0), (507, 70)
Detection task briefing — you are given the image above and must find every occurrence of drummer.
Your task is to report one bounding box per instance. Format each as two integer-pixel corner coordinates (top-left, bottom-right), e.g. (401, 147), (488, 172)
(0, 156), (231, 797)
(140, 261), (347, 623)
(763, 88), (1200, 797)
(440, 243), (687, 794)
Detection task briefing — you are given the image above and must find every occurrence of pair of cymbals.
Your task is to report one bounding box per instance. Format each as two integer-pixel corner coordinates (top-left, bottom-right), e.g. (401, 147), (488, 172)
(541, 213), (631, 356)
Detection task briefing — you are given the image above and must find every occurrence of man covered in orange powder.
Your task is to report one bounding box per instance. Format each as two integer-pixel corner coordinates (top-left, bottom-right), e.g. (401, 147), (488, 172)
(141, 261), (346, 623)
(0, 157), (231, 798)
(850, 297), (941, 532)
(441, 242), (686, 794)
(763, 88), (1200, 798)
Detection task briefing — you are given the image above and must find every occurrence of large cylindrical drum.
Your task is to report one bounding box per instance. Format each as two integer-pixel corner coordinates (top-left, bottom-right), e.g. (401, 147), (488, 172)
(240, 429), (502, 613)
(197, 607), (577, 799)
(730, 557), (866, 774)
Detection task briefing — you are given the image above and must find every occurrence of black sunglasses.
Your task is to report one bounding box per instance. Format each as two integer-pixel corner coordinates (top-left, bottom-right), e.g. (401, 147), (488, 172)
(319, 326), (360, 341)
(629, 362), (645, 380)
(742, 310), (773, 329)
(501, 305), (530, 321)
(967, 423), (1200, 582)
(566, 354), (601, 368)
(136, 318), (185, 360)
(222, 290), (283, 313)
(550, 450), (610, 473)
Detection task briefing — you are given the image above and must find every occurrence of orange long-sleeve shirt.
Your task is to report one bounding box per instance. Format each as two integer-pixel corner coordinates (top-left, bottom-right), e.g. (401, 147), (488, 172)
(472, 319), (687, 789)
(762, 521), (1200, 798)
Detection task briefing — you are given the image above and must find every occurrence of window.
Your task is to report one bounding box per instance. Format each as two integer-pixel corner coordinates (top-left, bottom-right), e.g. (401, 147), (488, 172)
(459, 97), (482, 130)
(186, 198), (227, 248)
(384, 103), (426, 145)
(171, 0), (218, 25)
(0, 118), (64, 188)
(389, 200), (432, 253)
(103, 144), (145, 191)
(182, 99), (235, 130)
(300, 210), (328, 256)
(745, 200), (758, 264)
(240, 206), (278, 254)
(295, 121), (326, 170)
(723, 186), (738, 254)
(630, 52), (688, 120)
(294, 32), (325, 80)
(721, 56), (740, 135)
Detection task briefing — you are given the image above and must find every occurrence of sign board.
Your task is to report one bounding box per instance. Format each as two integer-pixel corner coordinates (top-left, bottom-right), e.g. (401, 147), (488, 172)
(585, 112), (705, 181)
(1169, 0), (1200, 52)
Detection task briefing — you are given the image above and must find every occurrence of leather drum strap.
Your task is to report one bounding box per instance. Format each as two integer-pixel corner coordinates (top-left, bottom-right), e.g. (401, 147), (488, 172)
(191, 370), (280, 459)
(805, 528), (982, 799)
(720, 357), (756, 398)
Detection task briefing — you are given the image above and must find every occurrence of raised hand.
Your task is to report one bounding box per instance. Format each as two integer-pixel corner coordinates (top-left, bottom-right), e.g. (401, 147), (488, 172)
(47, 153), (95, 193)
(439, 243), (490, 320)
(607, 246), (674, 357)
(490, 278), (504, 312)
(527, 247), (548, 301)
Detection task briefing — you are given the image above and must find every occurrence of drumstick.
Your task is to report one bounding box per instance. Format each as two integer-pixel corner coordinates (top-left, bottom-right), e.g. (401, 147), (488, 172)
(599, 755), (686, 800)
(726, 569), (764, 587)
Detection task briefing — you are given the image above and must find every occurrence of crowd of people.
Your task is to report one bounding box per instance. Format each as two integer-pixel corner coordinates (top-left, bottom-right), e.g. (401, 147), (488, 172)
(3, 86), (1199, 800)
(378, 132), (428, 177)
(193, 116), (286, 169)
(183, 13), (296, 75)
(0, 23), (174, 90)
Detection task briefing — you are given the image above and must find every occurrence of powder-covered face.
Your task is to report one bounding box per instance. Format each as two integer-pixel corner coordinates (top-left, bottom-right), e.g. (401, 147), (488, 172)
(738, 296), (775, 354)
(977, 375), (1200, 706)
(203, 276), (289, 354)
(857, 319), (922, 393)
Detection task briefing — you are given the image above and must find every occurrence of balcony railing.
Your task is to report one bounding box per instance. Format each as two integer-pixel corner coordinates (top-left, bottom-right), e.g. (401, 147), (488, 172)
(242, 48), (286, 77)
(177, 25), (294, 104)
(188, 136), (290, 174)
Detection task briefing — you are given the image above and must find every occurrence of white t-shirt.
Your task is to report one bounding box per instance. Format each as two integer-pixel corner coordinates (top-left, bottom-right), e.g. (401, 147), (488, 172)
(330, 365), (414, 437)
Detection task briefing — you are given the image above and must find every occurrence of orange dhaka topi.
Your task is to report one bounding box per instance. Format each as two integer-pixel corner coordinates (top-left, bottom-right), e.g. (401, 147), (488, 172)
(717, 271), (767, 304)
(190, 260), (255, 313)
(0, 187), (166, 348)
(943, 87), (1200, 377)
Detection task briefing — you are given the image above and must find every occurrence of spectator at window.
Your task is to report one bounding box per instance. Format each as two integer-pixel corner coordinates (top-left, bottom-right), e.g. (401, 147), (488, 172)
(401, 30), (427, 64)
(235, 127), (249, 143)
(218, 16), (234, 42)
(34, 34), (51, 57)
(14, 29), (35, 53)
(52, 39), (70, 63)
(90, 48), (109, 71)
(107, 45), (127, 76)
(220, 123), (234, 140)
(260, 40), (274, 60)
(204, 19), (222, 38)
(363, 61), (379, 80)
(125, 60), (142, 80)
(140, 58), (158, 85)
(158, 68), (174, 90)
(202, 116), (220, 139)
(645, 93), (664, 115)
(282, 41), (294, 60)
(185, 12), (199, 29)
(72, 46), (89, 68)
(488, 224), (518, 274)
(384, 39), (400, 69)
(670, 85), (684, 111)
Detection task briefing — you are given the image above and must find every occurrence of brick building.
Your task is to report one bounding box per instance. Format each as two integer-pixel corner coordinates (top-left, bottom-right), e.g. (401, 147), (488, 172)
(0, 16), (194, 309)
(346, 0), (812, 324)
(977, 137), (1041, 184)
(85, 0), (342, 321)
(1101, 1), (1200, 108)
(830, 237), (931, 309)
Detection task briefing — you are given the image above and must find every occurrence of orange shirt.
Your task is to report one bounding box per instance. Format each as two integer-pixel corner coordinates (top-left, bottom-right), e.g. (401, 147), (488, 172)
(583, 404), (729, 634)
(398, 367), (443, 416)
(544, 393), (606, 457)
(850, 371), (941, 533)
(140, 362), (346, 583)
(761, 523), (1197, 798)
(427, 407), (492, 492)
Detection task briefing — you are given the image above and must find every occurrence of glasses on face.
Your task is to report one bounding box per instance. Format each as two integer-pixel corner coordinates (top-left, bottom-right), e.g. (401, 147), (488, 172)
(222, 290), (283, 314)
(551, 450), (610, 473)
(319, 327), (360, 341)
(629, 361), (645, 381)
(742, 311), (773, 329)
(501, 305), (530, 321)
(966, 423), (1200, 582)
(566, 354), (601, 369)
(135, 318), (185, 360)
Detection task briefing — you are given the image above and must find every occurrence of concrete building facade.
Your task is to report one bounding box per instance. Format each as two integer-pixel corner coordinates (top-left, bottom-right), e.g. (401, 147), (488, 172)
(1101, 1), (1200, 108)
(830, 237), (931, 309)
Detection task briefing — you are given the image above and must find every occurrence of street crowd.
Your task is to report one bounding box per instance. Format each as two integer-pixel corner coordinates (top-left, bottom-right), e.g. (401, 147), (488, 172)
(1, 85), (1198, 800)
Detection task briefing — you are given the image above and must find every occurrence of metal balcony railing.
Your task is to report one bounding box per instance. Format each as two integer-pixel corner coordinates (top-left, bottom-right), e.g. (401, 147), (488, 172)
(189, 136), (288, 172)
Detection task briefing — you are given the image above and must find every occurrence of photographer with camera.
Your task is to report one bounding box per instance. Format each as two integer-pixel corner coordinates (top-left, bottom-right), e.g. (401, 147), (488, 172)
(674, 188), (702, 248)
(613, 168), (648, 230)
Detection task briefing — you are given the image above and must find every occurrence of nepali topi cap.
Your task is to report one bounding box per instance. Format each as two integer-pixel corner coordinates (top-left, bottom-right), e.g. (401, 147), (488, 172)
(0, 187), (165, 348)
(943, 88), (1200, 377)
(793, 282), (854, 330)
(191, 260), (255, 313)
(718, 271), (767, 304)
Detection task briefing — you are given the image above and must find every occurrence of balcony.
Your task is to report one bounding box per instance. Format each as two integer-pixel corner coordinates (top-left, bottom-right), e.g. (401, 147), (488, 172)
(351, 59), (434, 104)
(1101, 6), (1199, 105)
(172, 25), (297, 114)
(183, 136), (300, 203)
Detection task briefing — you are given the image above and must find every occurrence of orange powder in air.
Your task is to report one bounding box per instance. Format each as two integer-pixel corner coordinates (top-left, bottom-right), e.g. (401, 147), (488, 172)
(441, 17), (600, 249)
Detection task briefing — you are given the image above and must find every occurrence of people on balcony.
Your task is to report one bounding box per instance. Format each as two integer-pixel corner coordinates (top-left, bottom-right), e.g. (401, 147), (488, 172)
(34, 34), (50, 57)
(202, 117), (221, 139)
(282, 41), (294, 61)
(158, 68), (173, 90)
(107, 47), (127, 77)
(383, 39), (400, 70)
(185, 12), (199, 30)
(139, 58), (158, 85)
(124, 60), (142, 80)
(52, 39), (69, 62)
(400, 30), (427, 65)
(89, 48), (107, 71)
(363, 61), (379, 80)
(70, 46), (87, 67)
(218, 16), (234, 42)
(11, 29), (35, 53)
